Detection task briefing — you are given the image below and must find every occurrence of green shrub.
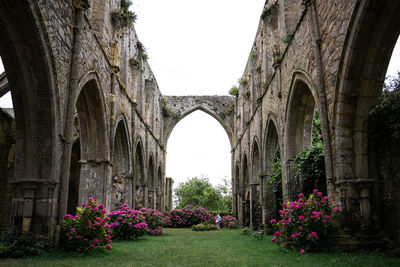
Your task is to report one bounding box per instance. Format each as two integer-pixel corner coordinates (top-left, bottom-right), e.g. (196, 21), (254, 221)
(266, 150), (282, 195)
(252, 230), (264, 240)
(0, 230), (53, 258)
(295, 143), (326, 196)
(191, 222), (218, 231)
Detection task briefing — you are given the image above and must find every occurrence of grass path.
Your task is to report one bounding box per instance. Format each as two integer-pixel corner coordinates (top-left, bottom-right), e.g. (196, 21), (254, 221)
(1, 229), (400, 267)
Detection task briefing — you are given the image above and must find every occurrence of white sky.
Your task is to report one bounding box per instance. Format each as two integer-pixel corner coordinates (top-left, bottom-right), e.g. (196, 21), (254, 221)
(0, 2), (399, 190)
(132, 0), (266, 188)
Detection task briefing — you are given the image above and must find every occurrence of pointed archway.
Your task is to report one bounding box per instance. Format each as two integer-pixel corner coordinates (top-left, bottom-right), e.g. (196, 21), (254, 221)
(112, 119), (131, 210)
(76, 78), (109, 206)
(134, 140), (146, 208)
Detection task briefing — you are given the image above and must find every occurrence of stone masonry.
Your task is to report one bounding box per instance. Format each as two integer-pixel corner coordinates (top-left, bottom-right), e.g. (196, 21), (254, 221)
(0, 0), (400, 249)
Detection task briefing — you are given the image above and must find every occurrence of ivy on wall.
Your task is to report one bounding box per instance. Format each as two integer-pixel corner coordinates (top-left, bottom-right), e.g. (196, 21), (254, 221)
(369, 72), (400, 140)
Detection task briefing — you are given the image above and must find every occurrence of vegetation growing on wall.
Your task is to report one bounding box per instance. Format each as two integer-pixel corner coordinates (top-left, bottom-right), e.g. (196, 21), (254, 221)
(295, 110), (326, 195)
(282, 33), (294, 44)
(266, 150), (282, 196)
(260, 2), (278, 21)
(229, 86), (239, 96)
(368, 72), (400, 140)
(238, 77), (248, 87)
(112, 0), (137, 28)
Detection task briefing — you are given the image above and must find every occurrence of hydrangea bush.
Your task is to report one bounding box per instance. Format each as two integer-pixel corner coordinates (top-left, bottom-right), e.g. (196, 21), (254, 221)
(61, 198), (112, 252)
(108, 203), (149, 240)
(270, 190), (339, 253)
(139, 208), (167, 235)
(220, 215), (239, 229)
(167, 205), (212, 228)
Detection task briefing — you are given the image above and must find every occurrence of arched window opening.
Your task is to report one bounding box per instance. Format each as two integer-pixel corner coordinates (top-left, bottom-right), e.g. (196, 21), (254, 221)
(76, 79), (108, 205)
(251, 141), (262, 227)
(148, 155), (155, 209)
(112, 120), (130, 210)
(242, 154), (250, 227)
(284, 79), (326, 201)
(263, 119), (281, 225)
(134, 141), (146, 209)
(166, 110), (231, 211)
(67, 139), (81, 215)
(156, 166), (163, 210)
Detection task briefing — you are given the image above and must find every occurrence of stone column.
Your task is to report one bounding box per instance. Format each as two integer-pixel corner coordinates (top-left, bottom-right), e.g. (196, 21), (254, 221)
(232, 193), (238, 218)
(260, 175), (267, 226)
(143, 186), (148, 208)
(238, 194), (244, 226)
(165, 177), (173, 210)
(250, 184), (258, 228)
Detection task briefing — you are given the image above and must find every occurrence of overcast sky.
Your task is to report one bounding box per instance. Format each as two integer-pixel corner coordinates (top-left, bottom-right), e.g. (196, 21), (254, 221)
(0, 2), (399, 190)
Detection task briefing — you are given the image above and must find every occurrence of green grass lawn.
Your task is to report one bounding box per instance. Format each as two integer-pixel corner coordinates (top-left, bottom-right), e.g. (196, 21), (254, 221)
(1, 228), (399, 267)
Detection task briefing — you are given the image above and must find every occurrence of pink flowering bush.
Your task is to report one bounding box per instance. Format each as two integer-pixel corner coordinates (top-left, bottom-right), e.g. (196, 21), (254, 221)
(270, 190), (339, 253)
(220, 215), (239, 229)
(61, 197), (112, 253)
(167, 205), (212, 228)
(139, 208), (167, 235)
(108, 204), (149, 240)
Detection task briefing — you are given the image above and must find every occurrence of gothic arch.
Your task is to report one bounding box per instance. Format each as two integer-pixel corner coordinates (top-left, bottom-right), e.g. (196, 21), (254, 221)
(0, 1), (57, 236)
(242, 153), (250, 226)
(264, 115), (280, 175)
(162, 96), (235, 148)
(251, 138), (262, 227)
(165, 105), (233, 148)
(147, 154), (155, 208)
(334, 0), (400, 239)
(251, 137), (261, 185)
(283, 72), (318, 201)
(112, 117), (131, 210)
(262, 116), (281, 224)
(76, 77), (109, 205)
(134, 139), (146, 208)
(156, 164), (163, 210)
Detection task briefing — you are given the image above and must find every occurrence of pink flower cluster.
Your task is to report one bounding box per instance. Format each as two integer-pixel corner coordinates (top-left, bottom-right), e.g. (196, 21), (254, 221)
(270, 190), (339, 253)
(220, 215), (239, 229)
(167, 205), (212, 228)
(108, 203), (149, 240)
(61, 197), (112, 253)
(139, 208), (167, 235)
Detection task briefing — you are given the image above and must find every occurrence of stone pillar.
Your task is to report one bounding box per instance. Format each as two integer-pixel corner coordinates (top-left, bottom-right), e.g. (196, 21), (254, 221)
(132, 176), (137, 209)
(126, 175), (133, 208)
(232, 193), (238, 218)
(282, 159), (298, 202)
(250, 184), (257, 228)
(260, 175), (267, 226)
(238, 194), (244, 226)
(165, 177), (173, 210)
(143, 186), (148, 208)
(148, 190), (156, 209)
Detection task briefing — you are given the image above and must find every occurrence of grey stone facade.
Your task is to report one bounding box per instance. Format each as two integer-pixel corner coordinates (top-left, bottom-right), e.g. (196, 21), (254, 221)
(0, 0), (399, 249)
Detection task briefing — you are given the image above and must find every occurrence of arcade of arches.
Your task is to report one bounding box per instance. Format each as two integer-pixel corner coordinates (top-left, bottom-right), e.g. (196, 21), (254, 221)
(0, 0), (399, 249)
